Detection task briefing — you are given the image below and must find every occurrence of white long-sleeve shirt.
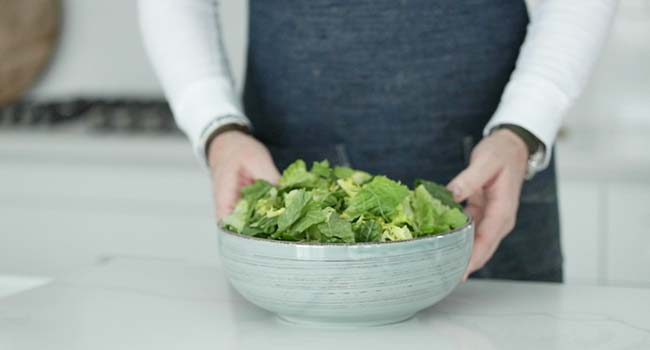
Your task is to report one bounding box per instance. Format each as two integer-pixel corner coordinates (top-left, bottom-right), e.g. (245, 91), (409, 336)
(138, 0), (616, 168)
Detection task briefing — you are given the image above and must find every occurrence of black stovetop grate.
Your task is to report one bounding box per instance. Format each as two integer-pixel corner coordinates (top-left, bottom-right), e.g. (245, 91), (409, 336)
(0, 99), (182, 134)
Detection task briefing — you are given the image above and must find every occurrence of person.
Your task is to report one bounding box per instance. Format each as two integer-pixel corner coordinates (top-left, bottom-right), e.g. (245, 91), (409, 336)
(138, 0), (616, 282)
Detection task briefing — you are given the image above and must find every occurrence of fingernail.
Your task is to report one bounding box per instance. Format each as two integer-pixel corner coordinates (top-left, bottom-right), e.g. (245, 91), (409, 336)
(449, 185), (462, 201)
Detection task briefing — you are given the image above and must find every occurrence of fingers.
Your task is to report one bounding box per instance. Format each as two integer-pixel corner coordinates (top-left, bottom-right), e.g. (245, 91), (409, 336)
(208, 130), (283, 221)
(464, 190), (485, 224)
(480, 173), (518, 236)
(462, 173), (520, 280)
(447, 151), (501, 203)
(247, 151), (281, 184)
(214, 145), (280, 220)
(462, 191), (487, 282)
(215, 162), (272, 220)
(213, 164), (241, 220)
(463, 231), (500, 281)
(462, 208), (508, 280)
(455, 133), (529, 281)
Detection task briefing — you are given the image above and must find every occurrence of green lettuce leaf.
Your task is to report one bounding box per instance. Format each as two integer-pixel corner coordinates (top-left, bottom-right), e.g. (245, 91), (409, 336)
(240, 225), (267, 237)
(279, 160), (318, 190)
(350, 171), (372, 185)
(244, 216), (278, 236)
(310, 188), (340, 209)
(241, 179), (273, 202)
(253, 188), (281, 216)
(344, 176), (410, 220)
(337, 178), (361, 198)
(353, 218), (382, 242)
(412, 185), (436, 234)
(413, 179), (463, 210)
(391, 196), (416, 230)
(289, 202), (328, 234)
(333, 166), (355, 179)
(314, 209), (355, 243)
(440, 207), (468, 229)
(277, 189), (312, 232)
(381, 224), (413, 242)
(222, 199), (249, 233)
(311, 160), (332, 178)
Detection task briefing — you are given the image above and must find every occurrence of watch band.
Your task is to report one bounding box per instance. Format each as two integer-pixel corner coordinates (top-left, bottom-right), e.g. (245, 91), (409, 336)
(492, 124), (546, 180)
(206, 122), (251, 146)
(200, 115), (252, 163)
(494, 124), (539, 157)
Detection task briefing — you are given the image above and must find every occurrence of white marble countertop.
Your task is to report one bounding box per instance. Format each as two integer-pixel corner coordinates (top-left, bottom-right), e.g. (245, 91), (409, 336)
(0, 275), (50, 300)
(0, 256), (649, 350)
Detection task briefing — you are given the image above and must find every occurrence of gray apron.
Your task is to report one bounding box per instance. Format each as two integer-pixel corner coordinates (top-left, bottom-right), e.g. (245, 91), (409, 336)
(243, 0), (563, 282)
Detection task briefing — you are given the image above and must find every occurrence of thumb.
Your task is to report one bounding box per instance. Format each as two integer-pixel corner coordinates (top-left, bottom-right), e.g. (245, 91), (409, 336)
(252, 164), (281, 185)
(247, 152), (281, 184)
(447, 156), (501, 203)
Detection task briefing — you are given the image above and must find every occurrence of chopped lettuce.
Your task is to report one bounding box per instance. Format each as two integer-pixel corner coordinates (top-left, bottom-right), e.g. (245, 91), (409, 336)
(289, 201), (328, 234)
(381, 224), (413, 242)
(353, 218), (382, 242)
(310, 160), (333, 178)
(314, 209), (355, 243)
(413, 179), (463, 210)
(242, 179), (273, 202)
(333, 166), (355, 179)
(441, 208), (469, 229)
(391, 196), (416, 230)
(344, 176), (410, 220)
(222, 199), (249, 233)
(223, 159), (468, 243)
(277, 189), (312, 232)
(278, 160), (318, 190)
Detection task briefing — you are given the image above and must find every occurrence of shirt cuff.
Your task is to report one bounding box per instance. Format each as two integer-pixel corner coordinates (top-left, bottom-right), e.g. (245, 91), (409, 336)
(483, 76), (569, 169)
(169, 77), (251, 167)
(197, 114), (252, 167)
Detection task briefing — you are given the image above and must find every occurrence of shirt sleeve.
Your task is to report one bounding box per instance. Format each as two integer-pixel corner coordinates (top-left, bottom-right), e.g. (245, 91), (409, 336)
(138, 0), (251, 166)
(483, 0), (617, 168)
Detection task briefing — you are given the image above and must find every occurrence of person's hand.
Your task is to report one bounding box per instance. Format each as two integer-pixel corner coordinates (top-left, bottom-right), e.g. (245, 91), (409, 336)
(447, 129), (529, 280)
(207, 130), (280, 220)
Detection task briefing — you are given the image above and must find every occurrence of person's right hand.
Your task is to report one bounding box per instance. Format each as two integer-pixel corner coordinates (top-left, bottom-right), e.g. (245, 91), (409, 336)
(207, 130), (280, 220)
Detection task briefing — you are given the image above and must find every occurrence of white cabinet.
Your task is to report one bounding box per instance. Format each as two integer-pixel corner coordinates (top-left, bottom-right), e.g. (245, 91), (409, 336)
(0, 133), (219, 277)
(0, 204), (219, 277)
(558, 181), (602, 285)
(605, 183), (650, 287)
(554, 114), (650, 288)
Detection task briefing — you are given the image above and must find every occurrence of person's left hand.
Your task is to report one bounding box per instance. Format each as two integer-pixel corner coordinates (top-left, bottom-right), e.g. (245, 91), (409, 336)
(447, 129), (529, 280)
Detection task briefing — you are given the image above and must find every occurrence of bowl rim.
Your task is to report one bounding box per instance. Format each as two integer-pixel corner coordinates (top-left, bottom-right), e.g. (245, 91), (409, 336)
(218, 212), (473, 247)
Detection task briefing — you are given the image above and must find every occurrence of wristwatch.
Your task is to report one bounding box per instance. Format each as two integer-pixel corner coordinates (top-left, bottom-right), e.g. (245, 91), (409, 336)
(492, 124), (546, 180)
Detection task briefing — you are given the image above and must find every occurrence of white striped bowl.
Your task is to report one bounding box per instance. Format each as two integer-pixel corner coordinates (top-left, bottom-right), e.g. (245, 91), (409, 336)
(217, 219), (473, 327)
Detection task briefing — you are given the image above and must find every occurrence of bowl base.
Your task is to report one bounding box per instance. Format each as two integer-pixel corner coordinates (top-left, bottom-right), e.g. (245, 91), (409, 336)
(277, 312), (416, 328)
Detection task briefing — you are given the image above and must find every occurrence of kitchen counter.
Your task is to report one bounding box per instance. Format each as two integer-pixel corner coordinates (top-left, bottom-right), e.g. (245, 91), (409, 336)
(0, 275), (50, 299)
(0, 257), (648, 350)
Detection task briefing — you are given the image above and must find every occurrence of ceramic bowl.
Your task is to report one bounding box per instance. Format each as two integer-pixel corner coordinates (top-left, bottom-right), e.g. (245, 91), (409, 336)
(217, 219), (473, 327)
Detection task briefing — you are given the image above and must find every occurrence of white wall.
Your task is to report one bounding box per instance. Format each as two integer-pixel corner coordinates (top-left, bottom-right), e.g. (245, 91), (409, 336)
(29, 0), (248, 99)
(566, 0), (650, 129)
